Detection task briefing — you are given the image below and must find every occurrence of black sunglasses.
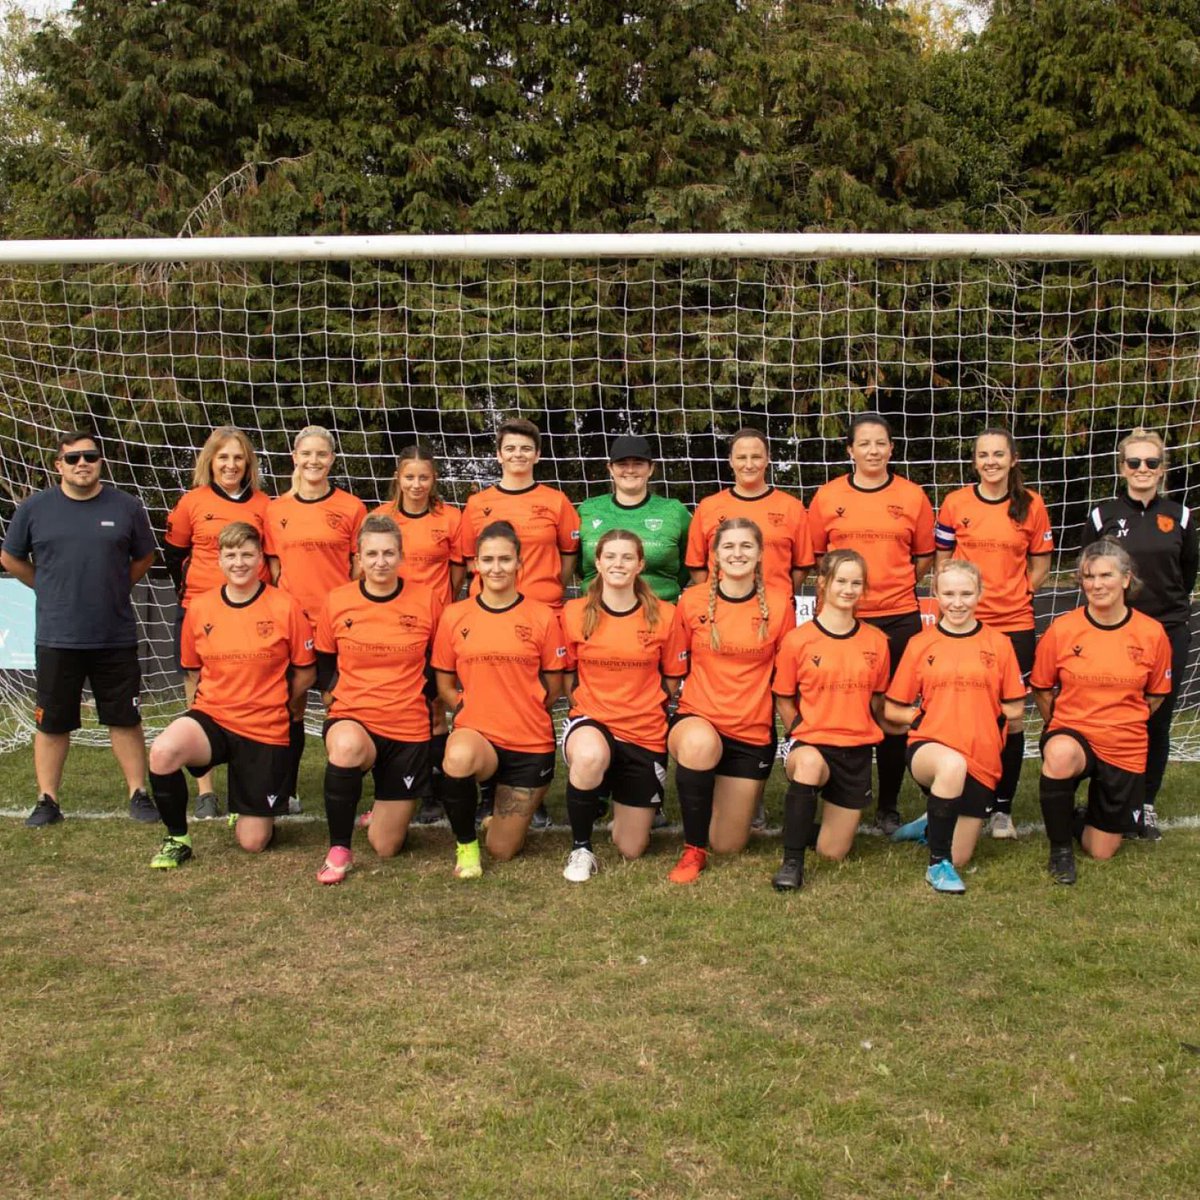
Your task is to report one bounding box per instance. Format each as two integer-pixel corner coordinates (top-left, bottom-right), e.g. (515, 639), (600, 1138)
(1124, 457), (1161, 470)
(60, 450), (101, 465)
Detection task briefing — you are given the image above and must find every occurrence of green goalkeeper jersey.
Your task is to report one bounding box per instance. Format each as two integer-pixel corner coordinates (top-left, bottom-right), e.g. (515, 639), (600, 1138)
(577, 492), (692, 601)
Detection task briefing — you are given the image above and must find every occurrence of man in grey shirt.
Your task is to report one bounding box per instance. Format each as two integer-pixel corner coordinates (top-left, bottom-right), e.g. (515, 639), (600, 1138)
(1, 430), (157, 825)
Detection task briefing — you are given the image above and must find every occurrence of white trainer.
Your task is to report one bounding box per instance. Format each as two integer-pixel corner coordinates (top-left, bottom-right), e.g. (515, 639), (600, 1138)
(563, 847), (599, 883)
(989, 812), (1017, 840)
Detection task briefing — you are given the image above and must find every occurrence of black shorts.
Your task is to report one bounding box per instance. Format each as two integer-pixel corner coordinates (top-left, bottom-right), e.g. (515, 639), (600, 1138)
(783, 741), (874, 810)
(1039, 728), (1143, 835)
(1004, 628), (1036, 682)
(322, 719), (432, 800)
(184, 709), (292, 818)
(863, 611), (923, 683)
(906, 741), (996, 819)
(487, 745), (557, 790)
(669, 712), (775, 781)
(562, 716), (667, 808)
(35, 645), (141, 734)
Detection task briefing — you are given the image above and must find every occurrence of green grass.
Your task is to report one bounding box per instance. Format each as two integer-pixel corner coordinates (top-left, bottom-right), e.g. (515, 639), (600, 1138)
(2, 746), (1200, 1199)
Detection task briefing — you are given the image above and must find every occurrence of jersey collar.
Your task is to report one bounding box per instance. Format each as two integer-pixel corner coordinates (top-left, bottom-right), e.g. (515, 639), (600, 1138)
(847, 471), (895, 494)
(813, 616), (860, 640)
(729, 485), (775, 503)
(1085, 606), (1133, 631)
(359, 578), (402, 603)
(475, 592), (524, 615)
(220, 581), (266, 609)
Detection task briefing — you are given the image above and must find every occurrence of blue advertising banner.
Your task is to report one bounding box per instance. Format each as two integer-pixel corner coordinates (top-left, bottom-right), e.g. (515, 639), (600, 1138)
(0, 578), (36, 668)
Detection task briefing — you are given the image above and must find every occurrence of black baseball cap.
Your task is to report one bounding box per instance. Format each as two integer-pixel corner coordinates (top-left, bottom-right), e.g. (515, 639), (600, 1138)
(609, 434), (654, 462)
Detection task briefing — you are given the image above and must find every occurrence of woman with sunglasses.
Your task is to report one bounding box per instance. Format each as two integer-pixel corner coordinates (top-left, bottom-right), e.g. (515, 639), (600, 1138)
(1081, 429), (1197, 839)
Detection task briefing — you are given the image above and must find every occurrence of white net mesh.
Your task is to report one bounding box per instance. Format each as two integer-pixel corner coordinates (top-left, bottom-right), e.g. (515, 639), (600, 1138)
(0, 245), (1197, 753)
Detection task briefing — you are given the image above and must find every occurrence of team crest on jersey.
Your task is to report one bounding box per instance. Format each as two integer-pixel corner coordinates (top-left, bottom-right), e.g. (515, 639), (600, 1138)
(515, 624), (533, 642)
(431, 528), (449, 545)
(887, 505), (904, 521)
(256, 620), (275, 638)
(862, 649), (879, 667)
(532, 504), (552, 519)
(1157, 514), (1175, 533)
(636, 629), (655, 648)
(767, 511), (786, 526)
(397, 613), (418, 630)
(1127, 644), (1145, 663)
(325, 512), (344, 530)
(645, 519), (663, 532)
(980, 649), (996, 668)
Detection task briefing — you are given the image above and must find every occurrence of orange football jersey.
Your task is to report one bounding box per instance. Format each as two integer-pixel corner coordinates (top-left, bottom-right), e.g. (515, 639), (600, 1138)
(267, 488), (366, 621)
(369, 501), (464, 605)
(165, 486), (272, 607)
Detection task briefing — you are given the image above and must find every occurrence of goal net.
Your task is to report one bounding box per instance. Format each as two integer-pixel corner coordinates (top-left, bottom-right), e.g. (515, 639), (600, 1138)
(0, 233), (1197, 756)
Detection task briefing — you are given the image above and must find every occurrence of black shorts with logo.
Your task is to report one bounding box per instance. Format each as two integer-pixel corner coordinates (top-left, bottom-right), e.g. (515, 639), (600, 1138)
(1039, 728), (1143, 835)
(35, 644), (141, 734)
(486, 745), (557, 790)
(783, 741), (875, 810)
(562, 716), (667, 808)
(185, 709), (291, 818)
(322, 719), (432, 800)
(669, 712), (776, 782)
(906, 741), (996, 818)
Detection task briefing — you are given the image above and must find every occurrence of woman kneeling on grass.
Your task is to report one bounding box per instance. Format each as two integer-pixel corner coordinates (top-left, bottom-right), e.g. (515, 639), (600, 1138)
(147, 522), (315, 868)
(666, 517), (795, 884)
(312, 515), (444, 885)
(432, 520), (566, 879)
(559, 530), (688, 882)
(770, 550), (892, 892)
(884, 560), (1025, 895)
(1031, 538), (1172, 885)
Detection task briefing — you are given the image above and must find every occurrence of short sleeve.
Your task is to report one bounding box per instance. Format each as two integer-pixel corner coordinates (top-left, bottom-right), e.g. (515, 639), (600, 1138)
(684, 499), (712, 570)
(886, 641), (921, 706)
(2, 499), (32, 560)
(660, 602), (689, 678)
(1147, 625), (1173, 695)
(165, 493), (193, 549)
(807, 490), (830, 555)
(791, 501), (815, 569)
(1027, 493), (1054, 555)
(431, 608), (458, 674)
(314, 599), (336, 655)
(772, 635), (799, 698)
(541, 610), (568, 672)
(130, 500), (156, 560)
(179, 607), (201, 671)
(459, 498), (480, 559)
(288, 599), (316, 666)
(912, 488), (936, 556)
(1030, 622), (1059, 690)
(557, 495), (580, 554)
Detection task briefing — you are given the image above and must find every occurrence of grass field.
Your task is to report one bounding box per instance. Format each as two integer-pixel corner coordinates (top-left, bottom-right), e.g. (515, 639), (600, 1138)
(3, 744), (1200, 1199)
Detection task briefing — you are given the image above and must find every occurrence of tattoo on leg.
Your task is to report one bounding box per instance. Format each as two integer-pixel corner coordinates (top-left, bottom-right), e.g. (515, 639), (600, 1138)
(495, 785), (537, 818)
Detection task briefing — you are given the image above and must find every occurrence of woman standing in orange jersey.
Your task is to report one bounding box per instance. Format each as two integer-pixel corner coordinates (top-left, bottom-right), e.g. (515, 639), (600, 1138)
(935, 428), (1053, 838)
(685, 426), (813, 596)
(369, 444), (466, 826)
(432, 521), (567, 878)
(769, 550), (892, 892)
(146, 522), (315, 869)
(667, 517), (795, 884)
(312, 515), (443, 885)
(163, 426), (272, 820)
(559, 530), (688, 882)
(266, 426), (367, 815)
(884, 561), (1026, 895)
(807, 413), (935, 835)
(1031, 539), (1172, 886)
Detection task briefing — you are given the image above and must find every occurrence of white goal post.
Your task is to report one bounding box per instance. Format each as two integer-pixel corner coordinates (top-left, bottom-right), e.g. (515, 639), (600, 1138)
(0, 232), (1197, 756)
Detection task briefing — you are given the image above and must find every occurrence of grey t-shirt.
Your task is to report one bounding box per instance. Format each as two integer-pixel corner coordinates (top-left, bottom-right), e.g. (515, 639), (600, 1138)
(2, 485), (156, 648)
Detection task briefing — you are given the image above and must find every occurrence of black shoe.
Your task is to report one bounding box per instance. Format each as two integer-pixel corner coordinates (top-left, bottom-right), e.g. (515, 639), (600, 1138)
(651, 806), (669, 830)
(529, 803), (552, 830)
(772, 857), (804, 892)
(1048, 845), (1077, 885)
(876, 809), (902, 838)
(411, 799), (446, 826)
(128, 788), (159, 823)
(1140, 805), (1163, 842)
(26, 795), (63, 828)
(750, 798), (767, 831)
(475, 798), (493, 829)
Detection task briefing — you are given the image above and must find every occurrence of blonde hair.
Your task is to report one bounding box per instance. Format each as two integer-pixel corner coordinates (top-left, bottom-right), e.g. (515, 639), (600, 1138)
(288, 425), (336, 495)
(388, 444), (445, 512)
(1117, 427), (1167, 493)
(706, 517), (769, 651)
(932, 558), (983, 596)
(358, 513), (403, 553)
(192, 427), (261, 492)
(580, 530), (661, 640)
(217, 521), (261, 552)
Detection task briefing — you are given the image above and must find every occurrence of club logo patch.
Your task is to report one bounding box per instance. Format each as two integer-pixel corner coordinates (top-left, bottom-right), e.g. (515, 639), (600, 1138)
(637, 629), (655, 648)
(515, 624), (533, 642)
(645, 519), (663, 532)
(397, 613), (418, 630)
(1127, 644), (1145, 663)
(256, 620), (275, 638)
(862, 650), (879, 667)
(325, 512), (344, 530)
(887, 505), (904, 521)
(979, 649), (996, 668)
(767, 511), (786, 526)
(1157, 515), (1175, 534)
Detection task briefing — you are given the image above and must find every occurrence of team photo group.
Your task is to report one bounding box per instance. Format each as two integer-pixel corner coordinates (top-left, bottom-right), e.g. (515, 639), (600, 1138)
(3, 413), (1193, 896)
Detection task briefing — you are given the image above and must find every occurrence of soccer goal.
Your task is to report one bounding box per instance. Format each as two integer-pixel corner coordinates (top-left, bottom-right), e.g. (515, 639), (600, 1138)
(0, 232), (1198, 755)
